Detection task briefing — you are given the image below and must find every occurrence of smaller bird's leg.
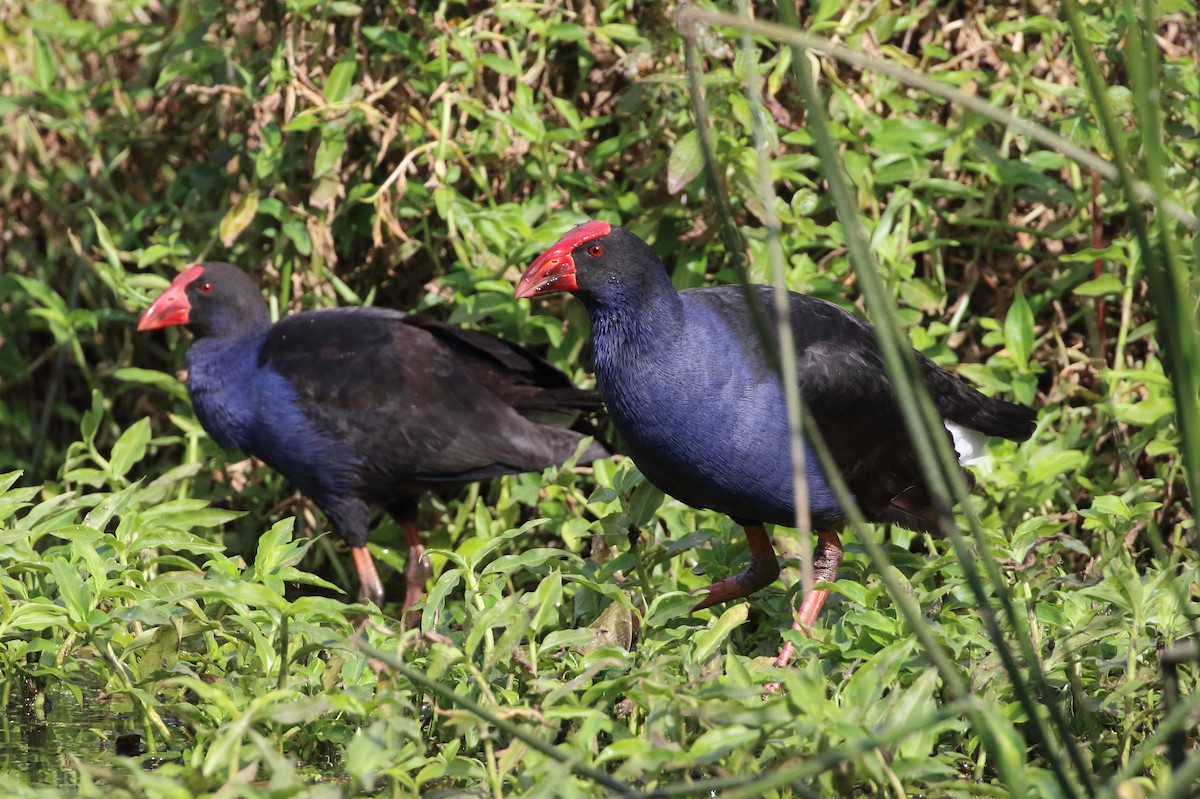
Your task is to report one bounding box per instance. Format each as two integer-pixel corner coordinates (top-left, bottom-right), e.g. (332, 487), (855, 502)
(401, 522), (432, 619)
(774, 528), (843, 669)
(692, 524), (780, 611)
(351, 546), (385, 608)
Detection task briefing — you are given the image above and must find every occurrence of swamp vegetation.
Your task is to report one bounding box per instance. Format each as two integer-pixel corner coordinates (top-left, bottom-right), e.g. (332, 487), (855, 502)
(1, 0), (1198, 796)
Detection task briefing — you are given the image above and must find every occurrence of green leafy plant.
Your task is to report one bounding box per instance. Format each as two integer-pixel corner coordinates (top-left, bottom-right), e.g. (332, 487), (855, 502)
(2, 0), (1198, 797)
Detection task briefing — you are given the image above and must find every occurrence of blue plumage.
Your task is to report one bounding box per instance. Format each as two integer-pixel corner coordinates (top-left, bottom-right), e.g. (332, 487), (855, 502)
(187, 333), (359, 503)
(589, 289), (842, 529)
(517, 221), (1037, 656)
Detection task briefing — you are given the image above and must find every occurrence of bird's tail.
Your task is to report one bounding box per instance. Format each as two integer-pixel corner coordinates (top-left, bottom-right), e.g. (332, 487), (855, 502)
(966, 396), (1037, 442)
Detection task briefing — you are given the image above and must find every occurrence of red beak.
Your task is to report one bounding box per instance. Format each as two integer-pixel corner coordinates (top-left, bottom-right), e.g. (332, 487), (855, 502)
(516, 221), (612, 298)
(137, 264), (205, 331)
(515, 250), (579, 298)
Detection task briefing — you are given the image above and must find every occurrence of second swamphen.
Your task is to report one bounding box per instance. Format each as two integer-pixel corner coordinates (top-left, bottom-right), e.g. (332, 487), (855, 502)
(516, 221), (1036, 665)
(139, 263), (607, 612)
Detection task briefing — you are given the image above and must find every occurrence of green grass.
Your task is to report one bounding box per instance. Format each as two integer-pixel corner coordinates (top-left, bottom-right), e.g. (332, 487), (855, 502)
(1, 1), (1198, 796)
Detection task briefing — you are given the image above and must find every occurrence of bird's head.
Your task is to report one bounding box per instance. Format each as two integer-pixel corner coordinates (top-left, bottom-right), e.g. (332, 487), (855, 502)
(515, 221), (665, 307)
(138, 262), (270, 338)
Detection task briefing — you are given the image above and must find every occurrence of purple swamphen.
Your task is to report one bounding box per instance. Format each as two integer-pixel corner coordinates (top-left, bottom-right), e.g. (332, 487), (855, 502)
(139, 263), (607, 612)
(516, 221), (1035, 666)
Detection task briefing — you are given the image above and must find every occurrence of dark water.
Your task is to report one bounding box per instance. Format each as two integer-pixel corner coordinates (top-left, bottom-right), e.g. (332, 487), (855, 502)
(0, 679), (142, 788)
(0, 680), (350, 792)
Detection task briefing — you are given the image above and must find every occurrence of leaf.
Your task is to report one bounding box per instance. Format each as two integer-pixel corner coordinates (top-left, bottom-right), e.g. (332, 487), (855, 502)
(482, 547), (580, 575)
(667, 129), (703, 195)
(87, 209), (123, 274)
(461, 521), (541, 572)
(1090, 494), (1132, 521)
(282, 110), (321, 132)
(530, 570), (563, 633)
(50, 560), (92, 628)
(0, 486), (40, 525)
(627, 480), (664, 527)
(691, 602), (748, 663)
(193, 580), (287, 613)
(114, 367), (189, 402)
(219, 193), (259, 247)
(643, 591), (698, 626)
(845, 638), (916, 711)
(202, 712), (255, 777)
(137, 244), (180, 268)
(1111, 396), (1174, 427)
(5, 602), (69, 633)
(324, 58), (357, 103)
(346, 720), (393, 791)
(254, 122), (283, 179)
(421, 567), (462, 632)
(138, 499), (243, 530)
(80, 389), (103, 448)
(32, 35), (55, 89)
(546, 22), (589, 42)
(913, 177), (985, 198)
(892, 669), (944, 759)
(137, 623), (180, 682)
(464, 592), (520, 660)
(252, 517), (298, 580)
(830, 578), (871, 608)
(260, 695), (332, 725)
(686, 726), (760, 764)
(479, 54), (521, 77)
(870, 118), (953, 155)
(84, 484), (138, 532)
(0, 471), (23, 496)
(978, 701), (1029, 798)
(485, 602), (533, 671)
(1026, 449), (1086, 485)
(874, 154), (932, 185)
(283, 217), (311, 255)
(134, 529), (228, 554)
(313, 127), (347, 178)
(108, 418), (151, 480)
(898, 278), (945, 314)
(595, 23), (644, 45)
(1073, 273), (1125, 297)
(1003, 287), (1034, 369)
(577, 596), (635, 654)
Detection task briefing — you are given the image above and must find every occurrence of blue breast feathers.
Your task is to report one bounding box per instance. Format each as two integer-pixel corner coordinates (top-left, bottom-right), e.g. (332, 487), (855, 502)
(590, 298), (846, 529)
(185, 334), (358, 500)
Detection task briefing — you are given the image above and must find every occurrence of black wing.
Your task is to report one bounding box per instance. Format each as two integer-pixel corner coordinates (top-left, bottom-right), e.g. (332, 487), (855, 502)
(403, 314), (605, 427)
(259, 307), (605, 499)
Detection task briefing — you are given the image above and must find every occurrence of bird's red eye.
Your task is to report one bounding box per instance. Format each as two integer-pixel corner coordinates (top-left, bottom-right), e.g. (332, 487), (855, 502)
(198, 281), (213, 294)
(587, 244), (604, 257)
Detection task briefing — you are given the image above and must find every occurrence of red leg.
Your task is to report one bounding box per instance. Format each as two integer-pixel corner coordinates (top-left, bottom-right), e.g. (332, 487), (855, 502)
(401, 522), (432, 618)
(692, 524), (780, 611)
(351, 545), (384, 608)
(774, 528), (843, 669)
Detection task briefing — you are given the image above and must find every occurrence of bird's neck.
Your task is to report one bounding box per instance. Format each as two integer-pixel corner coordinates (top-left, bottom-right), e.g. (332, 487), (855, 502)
(586, 281), (685, 388)
(185, 333), (268, 452)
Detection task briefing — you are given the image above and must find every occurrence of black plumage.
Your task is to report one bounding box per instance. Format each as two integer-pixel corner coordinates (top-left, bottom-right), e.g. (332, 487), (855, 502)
(140, 262), (607, 611)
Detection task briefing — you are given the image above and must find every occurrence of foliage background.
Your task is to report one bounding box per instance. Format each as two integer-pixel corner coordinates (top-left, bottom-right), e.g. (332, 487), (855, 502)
(1, 0), (1197, 797)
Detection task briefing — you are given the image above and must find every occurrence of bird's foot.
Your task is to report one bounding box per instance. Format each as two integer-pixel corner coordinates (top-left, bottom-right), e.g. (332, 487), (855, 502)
(691, 524), (780, 611)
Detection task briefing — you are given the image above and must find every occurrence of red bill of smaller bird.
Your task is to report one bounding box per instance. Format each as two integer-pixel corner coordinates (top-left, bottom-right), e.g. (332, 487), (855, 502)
(140, 263), (608, 613)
